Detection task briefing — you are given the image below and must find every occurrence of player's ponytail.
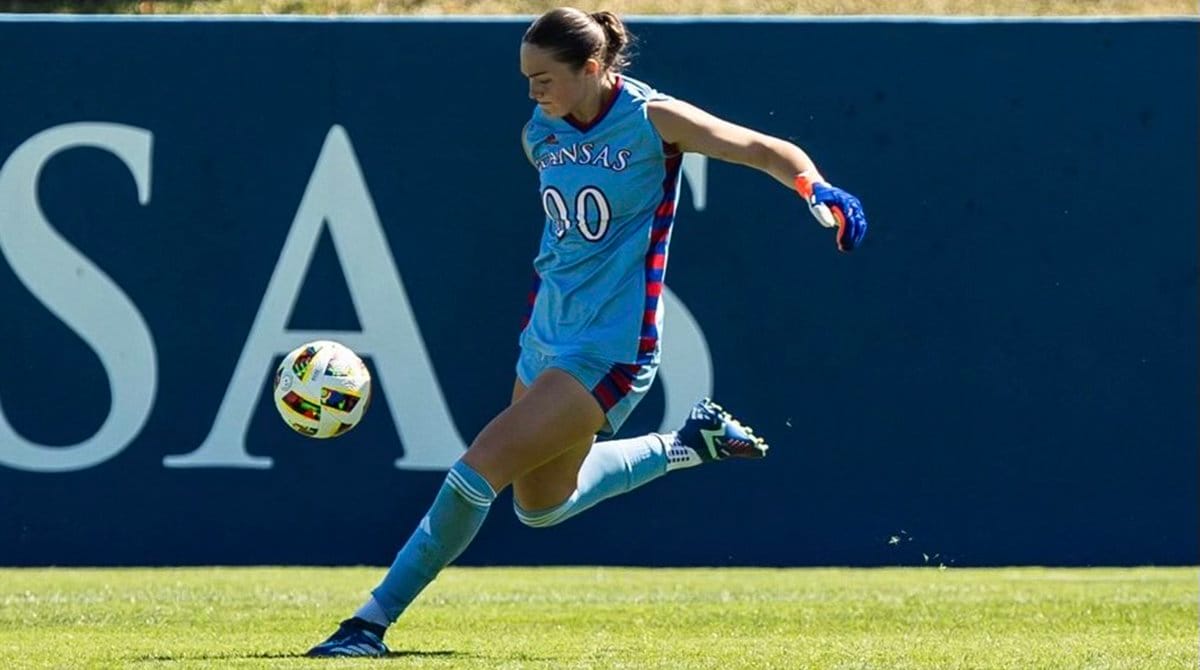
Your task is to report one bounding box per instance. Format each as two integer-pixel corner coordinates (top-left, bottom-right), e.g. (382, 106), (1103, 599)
(590, 11), (633, 72)
(524, 7), (635, 74)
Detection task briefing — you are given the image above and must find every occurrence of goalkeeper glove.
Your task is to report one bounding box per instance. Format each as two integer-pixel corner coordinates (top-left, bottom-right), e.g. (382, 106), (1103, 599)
(794, 172), (868, 252)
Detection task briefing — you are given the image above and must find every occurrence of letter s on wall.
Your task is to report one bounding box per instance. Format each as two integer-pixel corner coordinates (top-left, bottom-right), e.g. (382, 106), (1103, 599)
(0, 123), (158, 472)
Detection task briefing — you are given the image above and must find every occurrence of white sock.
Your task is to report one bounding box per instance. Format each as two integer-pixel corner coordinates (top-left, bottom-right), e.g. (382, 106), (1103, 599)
(353, 595), (390, 628)
(660, 431), (703, 471)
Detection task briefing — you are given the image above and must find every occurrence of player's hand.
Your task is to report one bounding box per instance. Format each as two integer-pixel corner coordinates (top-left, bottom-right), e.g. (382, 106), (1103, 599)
(794, 173), (868, 252)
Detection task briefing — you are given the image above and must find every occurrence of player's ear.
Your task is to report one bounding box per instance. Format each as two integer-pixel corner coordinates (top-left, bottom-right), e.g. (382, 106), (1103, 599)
(582, 58), (602, 77)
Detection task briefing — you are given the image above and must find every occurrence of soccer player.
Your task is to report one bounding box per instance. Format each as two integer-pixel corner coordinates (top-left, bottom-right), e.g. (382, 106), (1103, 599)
(308, 7), (867, 657)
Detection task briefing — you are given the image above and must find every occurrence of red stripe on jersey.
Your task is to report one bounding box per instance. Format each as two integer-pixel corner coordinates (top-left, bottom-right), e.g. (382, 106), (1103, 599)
(520, 271), (541, 331)
(636, 152), (684, 364)
(592, 380), (618, 411)
(591, 363), (642, 412)
(609, 364), (636, 394)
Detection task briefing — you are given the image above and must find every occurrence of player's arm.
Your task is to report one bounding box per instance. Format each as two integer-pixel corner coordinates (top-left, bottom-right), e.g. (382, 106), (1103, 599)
(648, 99), (818, 188)
(647, 99), (868, 252)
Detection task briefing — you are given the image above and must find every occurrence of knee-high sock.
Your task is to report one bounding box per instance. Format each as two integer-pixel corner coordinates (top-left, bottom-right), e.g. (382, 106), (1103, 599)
(514, 433), (688, 528)
(367, 460), (495, 624)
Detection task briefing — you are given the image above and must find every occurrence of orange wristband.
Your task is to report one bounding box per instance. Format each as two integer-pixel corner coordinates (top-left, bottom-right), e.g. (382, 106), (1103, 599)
(793, 172), (818, 199)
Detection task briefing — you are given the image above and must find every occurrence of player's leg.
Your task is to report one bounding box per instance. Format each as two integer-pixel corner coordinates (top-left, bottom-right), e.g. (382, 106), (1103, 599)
(512, 358), (768, 529)
(511, 355), (659, 525)
(512, 432), (666, 528)
(511, 438), (593, 510)
(308, 368), (603, 657)
(458, 368), (604, 492)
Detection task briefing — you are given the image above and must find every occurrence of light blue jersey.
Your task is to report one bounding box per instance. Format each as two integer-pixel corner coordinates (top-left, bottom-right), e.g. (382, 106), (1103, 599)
(520, 76), (683, 367)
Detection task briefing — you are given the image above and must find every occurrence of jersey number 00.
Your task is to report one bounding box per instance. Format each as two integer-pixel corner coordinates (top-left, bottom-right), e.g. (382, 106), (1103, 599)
(542, 186), (612, 242)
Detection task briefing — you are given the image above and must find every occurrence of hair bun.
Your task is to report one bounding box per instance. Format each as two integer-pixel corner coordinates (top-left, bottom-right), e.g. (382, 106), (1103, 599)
(523, 7), (635, 73)
(590, 10), (630, 70)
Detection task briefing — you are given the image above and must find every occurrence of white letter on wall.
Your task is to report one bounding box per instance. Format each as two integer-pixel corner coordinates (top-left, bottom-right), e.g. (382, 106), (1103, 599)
(658, 287), (714, 432)
(681, 153), (707, 211)
(165, 125), (467, 470)
(0, 123), (157, 472)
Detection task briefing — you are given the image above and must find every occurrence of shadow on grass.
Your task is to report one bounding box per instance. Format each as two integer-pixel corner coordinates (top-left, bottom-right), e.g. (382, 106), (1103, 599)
(134, 649), (466, 662)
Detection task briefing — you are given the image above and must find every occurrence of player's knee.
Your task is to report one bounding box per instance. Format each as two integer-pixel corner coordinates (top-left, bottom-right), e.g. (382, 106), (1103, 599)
(513, 499), (571, 528)
(461, 444), (517, 493)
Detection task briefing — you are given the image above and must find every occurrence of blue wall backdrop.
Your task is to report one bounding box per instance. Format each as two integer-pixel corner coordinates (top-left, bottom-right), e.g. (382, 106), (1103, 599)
(0, 17), (1195, 567)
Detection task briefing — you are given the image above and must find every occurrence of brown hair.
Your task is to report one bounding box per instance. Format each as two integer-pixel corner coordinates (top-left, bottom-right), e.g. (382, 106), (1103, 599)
(523, 7), (634, 73)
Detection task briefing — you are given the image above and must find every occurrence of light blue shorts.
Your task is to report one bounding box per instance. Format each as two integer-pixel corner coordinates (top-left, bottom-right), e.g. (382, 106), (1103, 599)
(516, 347), (659, 438)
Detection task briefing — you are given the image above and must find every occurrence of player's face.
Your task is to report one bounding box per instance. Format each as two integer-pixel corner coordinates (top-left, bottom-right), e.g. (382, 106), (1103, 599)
(520, 43), (597, 118)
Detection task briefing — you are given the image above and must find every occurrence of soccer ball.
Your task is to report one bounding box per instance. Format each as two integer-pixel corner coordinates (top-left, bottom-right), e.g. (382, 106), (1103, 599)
(273, 340), (372, 438)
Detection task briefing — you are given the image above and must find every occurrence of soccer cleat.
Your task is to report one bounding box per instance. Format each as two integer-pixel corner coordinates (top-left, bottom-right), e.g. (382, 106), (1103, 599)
(672, 398), (768, 465)
(306, 618), (389, 657)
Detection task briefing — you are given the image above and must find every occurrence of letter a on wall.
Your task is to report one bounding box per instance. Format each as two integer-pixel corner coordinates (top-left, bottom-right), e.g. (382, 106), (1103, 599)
(165, 126), (467, 469)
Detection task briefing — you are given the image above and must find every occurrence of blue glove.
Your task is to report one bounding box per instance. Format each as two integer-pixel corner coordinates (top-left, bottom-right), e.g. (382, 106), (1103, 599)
(794, 174), (868, 252)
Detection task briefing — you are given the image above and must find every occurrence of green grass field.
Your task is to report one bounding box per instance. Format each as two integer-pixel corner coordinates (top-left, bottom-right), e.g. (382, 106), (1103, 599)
(0, 567), (1195, 668)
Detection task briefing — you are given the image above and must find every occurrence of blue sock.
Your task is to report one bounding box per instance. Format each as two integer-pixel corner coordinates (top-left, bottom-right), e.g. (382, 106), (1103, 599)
(366, 460), (495, 624)
(514, 433), (672, 528)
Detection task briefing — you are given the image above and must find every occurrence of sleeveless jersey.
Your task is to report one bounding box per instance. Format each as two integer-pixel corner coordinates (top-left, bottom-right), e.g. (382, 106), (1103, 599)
(519, 75), (683, 365)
